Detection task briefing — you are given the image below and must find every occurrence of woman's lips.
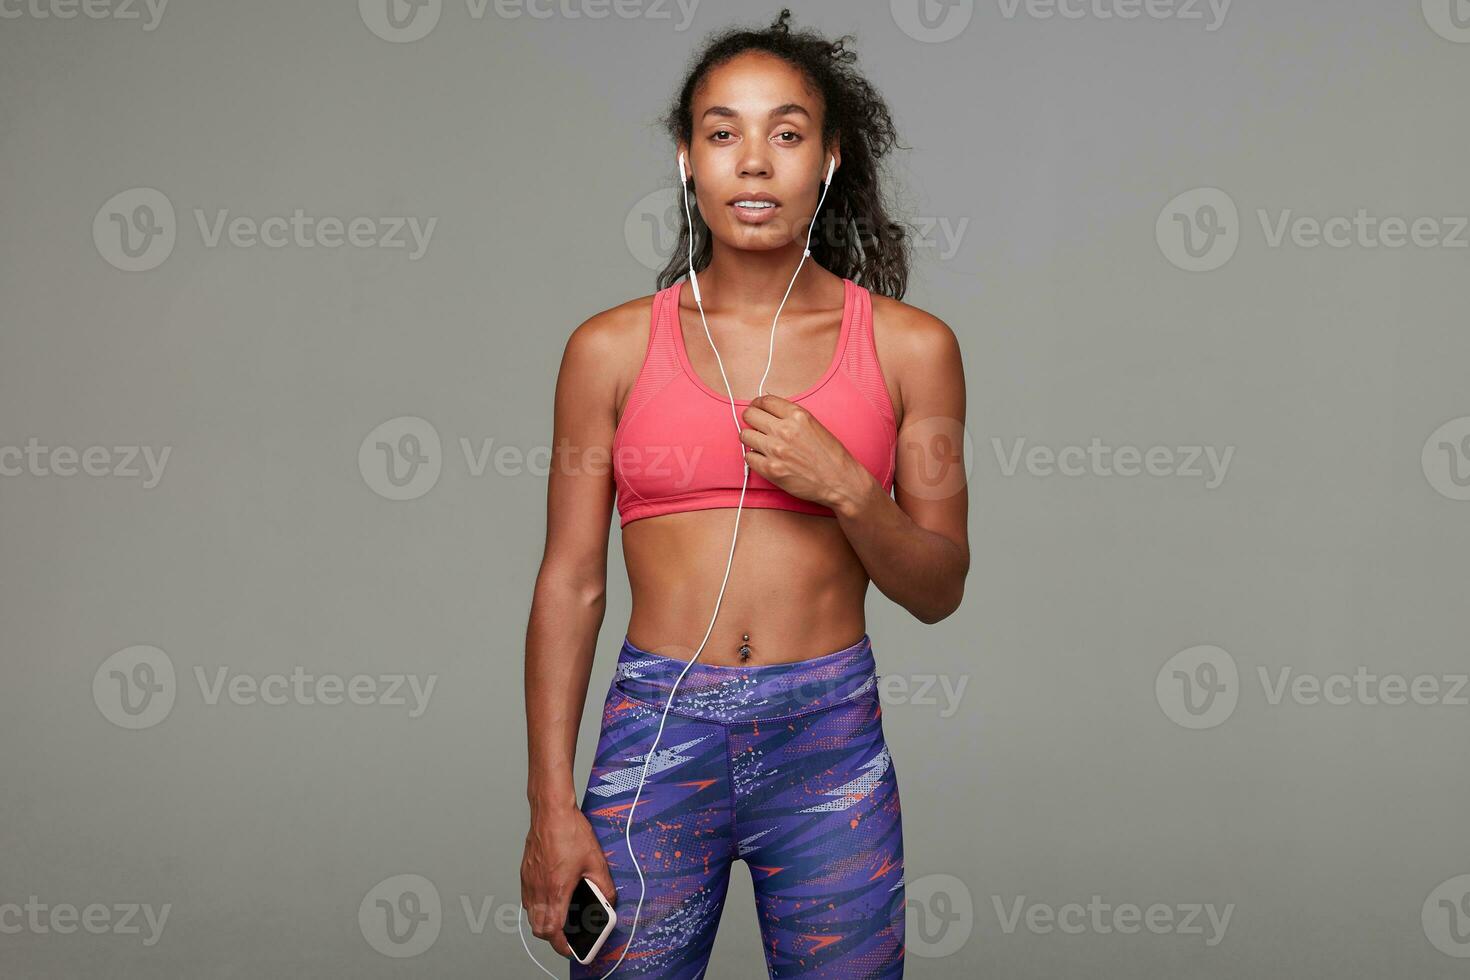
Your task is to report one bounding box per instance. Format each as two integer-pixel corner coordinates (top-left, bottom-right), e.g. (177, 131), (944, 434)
(729, 201), (782, 225)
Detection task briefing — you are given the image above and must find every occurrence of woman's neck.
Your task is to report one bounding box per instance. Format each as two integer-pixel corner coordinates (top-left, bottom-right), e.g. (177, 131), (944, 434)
(695, 240), (838, 312)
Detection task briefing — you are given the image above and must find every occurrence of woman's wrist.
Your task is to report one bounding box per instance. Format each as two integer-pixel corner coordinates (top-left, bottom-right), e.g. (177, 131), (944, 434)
(826, 462), (883, 520)
(527, 776), (579, 814)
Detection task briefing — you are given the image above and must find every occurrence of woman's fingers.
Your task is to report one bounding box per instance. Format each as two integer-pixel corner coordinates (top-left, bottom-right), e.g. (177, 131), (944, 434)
(740, 402), (781, 431)
(546, 878), (578, 959)
(738, 424), (775, 458)
(527, 884), (576, 958)
(748, 393), (796, 418)
(584, 860), (619, 911)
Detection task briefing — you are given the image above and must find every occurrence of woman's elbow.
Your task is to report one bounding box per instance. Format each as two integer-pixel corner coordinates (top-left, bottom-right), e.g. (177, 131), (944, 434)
(913, 580), (965, 624)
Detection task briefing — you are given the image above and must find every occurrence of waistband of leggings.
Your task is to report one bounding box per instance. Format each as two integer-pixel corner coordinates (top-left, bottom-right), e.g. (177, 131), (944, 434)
(612, 633), (877, 723)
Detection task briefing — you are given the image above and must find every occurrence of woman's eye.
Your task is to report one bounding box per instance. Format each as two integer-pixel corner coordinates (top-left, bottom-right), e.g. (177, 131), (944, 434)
(774, 131), (801, 143)
(711, 130), (734, 142)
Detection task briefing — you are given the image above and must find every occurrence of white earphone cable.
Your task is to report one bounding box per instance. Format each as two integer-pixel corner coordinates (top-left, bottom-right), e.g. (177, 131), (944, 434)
(521, 155), (834, 978)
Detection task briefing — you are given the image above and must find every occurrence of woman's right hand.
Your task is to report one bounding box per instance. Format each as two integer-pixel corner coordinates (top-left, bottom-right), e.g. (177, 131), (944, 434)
(521, 801), (619, 960)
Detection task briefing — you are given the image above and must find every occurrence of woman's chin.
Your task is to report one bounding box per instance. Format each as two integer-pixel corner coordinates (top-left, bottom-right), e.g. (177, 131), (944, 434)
(713, 223), (804, 252)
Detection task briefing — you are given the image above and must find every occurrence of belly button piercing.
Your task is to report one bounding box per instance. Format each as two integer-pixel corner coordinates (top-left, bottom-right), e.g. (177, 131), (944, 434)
(739, 633), (751, 662)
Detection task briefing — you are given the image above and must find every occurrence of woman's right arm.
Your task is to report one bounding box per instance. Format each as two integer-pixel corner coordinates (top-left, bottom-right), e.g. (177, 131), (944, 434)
(520, 306), (632, 959)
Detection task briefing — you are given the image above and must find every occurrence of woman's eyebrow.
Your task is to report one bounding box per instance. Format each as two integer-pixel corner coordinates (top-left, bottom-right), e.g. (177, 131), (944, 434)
(700, 103), (812, 121)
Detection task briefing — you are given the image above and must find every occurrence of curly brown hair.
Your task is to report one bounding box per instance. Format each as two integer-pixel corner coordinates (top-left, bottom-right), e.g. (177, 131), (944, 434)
(658, 8), (910, 300)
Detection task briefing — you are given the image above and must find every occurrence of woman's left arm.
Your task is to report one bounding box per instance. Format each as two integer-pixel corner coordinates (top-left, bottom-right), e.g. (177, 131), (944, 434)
(740, 303), (970, 624)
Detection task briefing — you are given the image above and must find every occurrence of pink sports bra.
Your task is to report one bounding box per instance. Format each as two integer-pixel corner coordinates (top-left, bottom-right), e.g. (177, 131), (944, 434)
(612, 277), (897, 527)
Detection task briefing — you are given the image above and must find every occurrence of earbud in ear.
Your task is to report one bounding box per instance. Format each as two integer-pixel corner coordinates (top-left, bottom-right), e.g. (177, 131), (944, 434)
(825, 156), (835, 184)
(678, 152), (688, 185)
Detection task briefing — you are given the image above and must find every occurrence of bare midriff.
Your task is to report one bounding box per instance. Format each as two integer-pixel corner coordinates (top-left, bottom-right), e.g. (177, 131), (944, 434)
(621, 506), (870, 667)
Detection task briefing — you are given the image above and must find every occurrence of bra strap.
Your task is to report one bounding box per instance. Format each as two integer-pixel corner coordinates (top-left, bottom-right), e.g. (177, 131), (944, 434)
(619, 284), (684, 433)
(840, 281), (896, 429)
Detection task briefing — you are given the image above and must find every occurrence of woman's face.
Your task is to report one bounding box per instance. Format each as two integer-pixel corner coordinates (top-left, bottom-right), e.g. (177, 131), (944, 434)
(680, 51), (838, 254)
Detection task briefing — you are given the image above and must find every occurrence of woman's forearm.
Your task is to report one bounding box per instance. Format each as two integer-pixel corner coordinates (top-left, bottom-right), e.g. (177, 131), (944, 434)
(524, 571), (606, 812)
(830, 468), (968, 624)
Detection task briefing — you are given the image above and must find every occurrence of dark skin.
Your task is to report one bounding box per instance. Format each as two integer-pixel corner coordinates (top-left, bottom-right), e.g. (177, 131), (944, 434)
(521, 51), (969, 960)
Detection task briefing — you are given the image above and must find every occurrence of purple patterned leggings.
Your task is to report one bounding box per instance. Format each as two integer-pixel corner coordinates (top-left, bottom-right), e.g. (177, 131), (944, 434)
(570, 632), (905, 979)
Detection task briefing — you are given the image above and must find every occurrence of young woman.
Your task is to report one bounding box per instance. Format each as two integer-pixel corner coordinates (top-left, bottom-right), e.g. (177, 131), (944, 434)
(520, 10), (969, 978)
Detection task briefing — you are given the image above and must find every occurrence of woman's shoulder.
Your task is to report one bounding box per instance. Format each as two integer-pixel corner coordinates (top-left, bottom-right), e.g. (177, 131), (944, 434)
(867, 288), (961, 364)
(864, 288), (964, 426)
(555, 290), (669, 416)
(562, 290), (661, 363)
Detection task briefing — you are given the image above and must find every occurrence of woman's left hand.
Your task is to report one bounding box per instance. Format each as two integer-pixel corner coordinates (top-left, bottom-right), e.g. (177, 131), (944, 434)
(739, 394), (875, 511)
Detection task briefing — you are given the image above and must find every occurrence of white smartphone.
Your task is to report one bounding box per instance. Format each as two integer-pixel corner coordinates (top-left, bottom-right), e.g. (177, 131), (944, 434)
(563, 877), (618, 966)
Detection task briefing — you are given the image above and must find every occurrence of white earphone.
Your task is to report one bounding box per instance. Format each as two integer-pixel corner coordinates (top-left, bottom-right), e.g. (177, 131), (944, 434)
(521, 150), (837, 979)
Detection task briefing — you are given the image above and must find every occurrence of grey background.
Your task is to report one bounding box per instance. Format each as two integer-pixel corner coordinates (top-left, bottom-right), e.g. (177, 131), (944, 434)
(3, 0), (1468, 976)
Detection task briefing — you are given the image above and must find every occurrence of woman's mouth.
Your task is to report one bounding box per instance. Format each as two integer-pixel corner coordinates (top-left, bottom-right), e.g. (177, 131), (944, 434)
(729, 199), (782, 225)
